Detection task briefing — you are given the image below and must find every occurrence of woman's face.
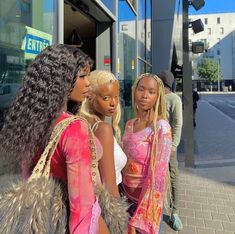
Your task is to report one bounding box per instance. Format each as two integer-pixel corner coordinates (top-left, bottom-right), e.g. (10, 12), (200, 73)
(92, 81), (119, 118)
(134, 76), (159, 111)
(70, 66), (91, 102)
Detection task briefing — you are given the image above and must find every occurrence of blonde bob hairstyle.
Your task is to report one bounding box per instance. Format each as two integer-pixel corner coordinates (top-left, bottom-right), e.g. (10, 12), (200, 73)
(81, 70), (122, 142)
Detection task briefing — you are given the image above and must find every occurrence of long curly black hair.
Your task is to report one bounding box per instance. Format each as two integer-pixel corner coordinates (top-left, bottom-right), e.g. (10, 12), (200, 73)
(0, 44), (92, 166)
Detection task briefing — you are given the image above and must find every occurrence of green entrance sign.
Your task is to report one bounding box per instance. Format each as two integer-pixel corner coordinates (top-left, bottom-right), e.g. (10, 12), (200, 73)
(21, 26), (52, 60)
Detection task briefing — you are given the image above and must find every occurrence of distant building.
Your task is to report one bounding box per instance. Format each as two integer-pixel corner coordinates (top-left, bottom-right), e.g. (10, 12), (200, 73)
(189, 12), (235, 90)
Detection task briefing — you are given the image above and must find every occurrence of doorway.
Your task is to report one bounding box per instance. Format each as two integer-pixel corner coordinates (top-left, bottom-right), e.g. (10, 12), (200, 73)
(64, 0), (114, 71)
(64, 1), (96, 63)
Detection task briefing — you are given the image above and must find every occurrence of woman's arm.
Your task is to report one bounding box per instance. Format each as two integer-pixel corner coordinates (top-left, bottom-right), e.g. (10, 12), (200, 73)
(94, 122), (120, 197)
(61, 120), (101, 233)
(98, 216), (110, 234)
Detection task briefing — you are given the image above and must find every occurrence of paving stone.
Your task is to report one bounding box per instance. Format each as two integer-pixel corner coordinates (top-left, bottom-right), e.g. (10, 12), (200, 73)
(193, 196), (208, 204)
(222, 221), (235, 232)
(196, 227), (215, 234)
(208, 198), (224, 205)
(211, 212), (229, 221)
(177, 226), (196, 234)
(215, 231), (235, 234)
(179, 208), (195, 217)
(178, 200), (186, 208)
(224, 200), (235, 207)
(217, 205), (235, 214)
(195, 210), (212, 220)
(187, 190), (200, 196)
(202, 204), (218, 212)
(204, 219), (223, 230)
(186, 201), (202, 210)
(187, 217), (205, 227)
(228, 214), (235, 222)
(200, 191), (214, 198)
(179, 194), (193, 202)
(213, 193), (229, 199)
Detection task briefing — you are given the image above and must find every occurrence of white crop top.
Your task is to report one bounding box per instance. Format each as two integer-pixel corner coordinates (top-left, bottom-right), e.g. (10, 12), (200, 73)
(92, 121), (127, 185)
(113, 137), (127, 185)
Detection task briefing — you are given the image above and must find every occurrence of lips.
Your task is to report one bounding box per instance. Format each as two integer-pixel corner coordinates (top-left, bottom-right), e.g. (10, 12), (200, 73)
(139, 101), (148, 105)
(82, 90), (90, 97)
(108, 108), (116, 113)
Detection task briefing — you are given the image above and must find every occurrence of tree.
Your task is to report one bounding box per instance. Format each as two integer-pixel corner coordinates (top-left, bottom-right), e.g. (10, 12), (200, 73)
(197, 58), (222, 91)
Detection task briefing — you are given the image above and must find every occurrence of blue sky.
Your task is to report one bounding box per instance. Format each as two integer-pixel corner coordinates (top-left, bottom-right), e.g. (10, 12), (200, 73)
(189, 0), (235, 15)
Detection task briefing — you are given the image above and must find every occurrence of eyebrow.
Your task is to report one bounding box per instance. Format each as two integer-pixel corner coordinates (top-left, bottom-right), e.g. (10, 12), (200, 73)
(138, 85), (156, 90)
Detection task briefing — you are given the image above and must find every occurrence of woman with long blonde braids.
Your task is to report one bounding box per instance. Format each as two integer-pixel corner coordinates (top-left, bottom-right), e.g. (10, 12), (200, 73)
(122, 73), (172, 234)
(81, 70), (127, 198)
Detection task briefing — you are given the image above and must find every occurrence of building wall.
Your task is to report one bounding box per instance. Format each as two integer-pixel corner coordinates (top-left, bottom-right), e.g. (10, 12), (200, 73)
(189, 12), (235, 80)
(152, 0), (177, 73)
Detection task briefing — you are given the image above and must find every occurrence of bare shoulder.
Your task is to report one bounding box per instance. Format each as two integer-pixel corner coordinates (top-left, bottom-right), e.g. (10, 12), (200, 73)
(95, 122), (113, 137)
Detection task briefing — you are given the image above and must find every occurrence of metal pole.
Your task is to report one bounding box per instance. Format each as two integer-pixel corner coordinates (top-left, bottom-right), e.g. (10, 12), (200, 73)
(58, 0), (64, 44)
(183, 0), (195, 167)
(217, 59), (220, 92)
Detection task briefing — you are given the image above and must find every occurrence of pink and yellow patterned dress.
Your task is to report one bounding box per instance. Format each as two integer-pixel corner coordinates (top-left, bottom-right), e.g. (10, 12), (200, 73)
(122, 118), (172, 234)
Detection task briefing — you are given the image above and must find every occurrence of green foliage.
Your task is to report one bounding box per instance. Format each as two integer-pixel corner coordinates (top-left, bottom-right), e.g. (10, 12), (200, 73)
(197, 58), (222, 82)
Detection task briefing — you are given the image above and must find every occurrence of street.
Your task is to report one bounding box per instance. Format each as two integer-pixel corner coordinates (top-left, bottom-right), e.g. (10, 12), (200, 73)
(164, 93), (235, 234)
(202, 94), (235, 121)
(178, 93), (235, 164)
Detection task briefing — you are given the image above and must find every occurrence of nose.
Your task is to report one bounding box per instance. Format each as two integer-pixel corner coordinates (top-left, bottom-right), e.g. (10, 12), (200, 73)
(85, 76), (90, 87)
(110, 98), (117, 107)
(142, 91), (148, 99)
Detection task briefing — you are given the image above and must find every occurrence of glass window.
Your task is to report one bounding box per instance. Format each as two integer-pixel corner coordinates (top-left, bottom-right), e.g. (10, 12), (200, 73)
(217, 17), (220, 24)
(138, 59), (146, 75)
(118, 0), (137, 130)
(121, 24), (128, 31)
(146, 0), (151, 64)
(208, 28), (211, 35)
(100, 0), (115, 13)
(204, 18), (208, 24)
(0, 0), (57, 129)
(220, 27), (224, 34)
(138, 0), (146, 60)
(118, 0), (136, 84)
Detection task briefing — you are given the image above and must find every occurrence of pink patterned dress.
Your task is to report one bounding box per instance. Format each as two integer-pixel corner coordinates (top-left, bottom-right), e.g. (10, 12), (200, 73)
(122, 119), (172, 234)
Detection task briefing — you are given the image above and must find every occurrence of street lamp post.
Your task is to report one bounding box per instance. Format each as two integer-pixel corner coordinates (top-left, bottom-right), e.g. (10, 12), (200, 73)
(182, 0), (204, 167)
(183, 0), (195, 167)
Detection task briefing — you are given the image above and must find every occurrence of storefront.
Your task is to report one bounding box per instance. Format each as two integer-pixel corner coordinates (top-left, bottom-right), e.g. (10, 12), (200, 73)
(0, 0), (153, 129)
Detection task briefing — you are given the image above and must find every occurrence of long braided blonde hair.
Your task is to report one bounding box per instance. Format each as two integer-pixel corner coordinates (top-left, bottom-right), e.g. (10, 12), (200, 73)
(81, 70), (122, 142)
(132, 73), (171, 208)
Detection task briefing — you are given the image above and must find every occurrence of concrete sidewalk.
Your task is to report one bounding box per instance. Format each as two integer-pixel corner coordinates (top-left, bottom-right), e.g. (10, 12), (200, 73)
(163, 99), (235, 234)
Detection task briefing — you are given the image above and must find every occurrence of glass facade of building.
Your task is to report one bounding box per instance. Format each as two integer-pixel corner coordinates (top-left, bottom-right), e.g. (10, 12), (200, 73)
(137, 0), (151, 73)
(118, 0), (152, 128)
(0, 0), (153, 130)
(0, 0), (57, 128)
(101, 0), (115, 13)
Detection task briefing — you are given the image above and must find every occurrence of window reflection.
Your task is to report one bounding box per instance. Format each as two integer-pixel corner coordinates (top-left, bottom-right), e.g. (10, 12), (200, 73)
(118, 0), (137, 130)
(138, 0), (146, 60)
(118, 0), (136, 89)
(100, 0), (115, 13)
(127, 0), (136, 10)
(146, 0), (151, 64)
(0, 0), (57, 129)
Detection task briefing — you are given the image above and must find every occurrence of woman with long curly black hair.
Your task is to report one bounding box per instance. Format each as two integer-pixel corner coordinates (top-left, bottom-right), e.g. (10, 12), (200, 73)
(0, 44), (109, 234)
